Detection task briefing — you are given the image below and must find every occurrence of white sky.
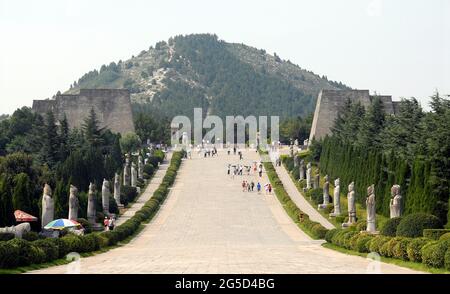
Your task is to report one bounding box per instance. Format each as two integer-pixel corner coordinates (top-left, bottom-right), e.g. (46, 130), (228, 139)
(0, 0), (449, 114)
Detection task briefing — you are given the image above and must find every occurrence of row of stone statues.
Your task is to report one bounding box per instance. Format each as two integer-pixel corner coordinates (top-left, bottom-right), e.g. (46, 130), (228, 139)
(41, 176), (123, 228)
(123, 154), (144, 188)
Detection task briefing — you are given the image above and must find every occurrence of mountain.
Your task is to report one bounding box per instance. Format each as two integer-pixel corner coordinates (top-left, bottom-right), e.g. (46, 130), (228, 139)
(66, 34), (350, 120)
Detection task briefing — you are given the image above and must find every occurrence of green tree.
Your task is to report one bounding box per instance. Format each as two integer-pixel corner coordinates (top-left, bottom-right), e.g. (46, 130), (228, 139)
(0, 175), (14, 226)
(12, 173), (33, 213)
(83, 108), (105, 147)
(43, 111), (60, 167)
(120, 133), (141, 154)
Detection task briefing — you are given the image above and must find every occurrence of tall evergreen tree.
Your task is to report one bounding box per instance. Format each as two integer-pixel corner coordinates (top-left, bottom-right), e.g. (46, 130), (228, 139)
(12, 173), (33, 213)
(43, 111), (60, 167)
(59, 114), (70, 161)
(83, 108), (105, 147)
(357, 97), (385, 149)
(0, 175), (14, 226)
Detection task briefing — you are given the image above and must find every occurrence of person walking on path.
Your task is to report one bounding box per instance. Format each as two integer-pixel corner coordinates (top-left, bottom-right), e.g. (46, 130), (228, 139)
(250, 181), (255, 191)
(247, 182), (251, 192)
(103, 216), (109, 231)
(227, 164), (231, 176)
(108, 216), (115, 231)
(242, 180), (247, 192)
(256, 182), (261, 194)
(268, 184), (272, 194)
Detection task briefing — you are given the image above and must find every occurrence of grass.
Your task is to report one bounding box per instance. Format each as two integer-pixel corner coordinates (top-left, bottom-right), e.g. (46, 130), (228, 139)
(322, 242), (450, 274)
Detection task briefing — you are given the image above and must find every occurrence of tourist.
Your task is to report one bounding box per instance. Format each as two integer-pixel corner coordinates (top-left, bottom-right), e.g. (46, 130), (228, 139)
(268, 184), (272, 194)
(239, 151), (243, 160)
(256, 182), (261, 193)
(242, 180), (246, 192)
(247, 182), (251, 192)
(103, 216), (109, 231)
(108, 216), (115, 231)
(227, 164), (231, 176)
(250, 181), (255, 191)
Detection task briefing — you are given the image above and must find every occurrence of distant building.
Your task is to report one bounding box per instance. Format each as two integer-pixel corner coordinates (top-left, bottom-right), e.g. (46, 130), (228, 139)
(32, 89), (135, 135)
(309, 89), (400, 141)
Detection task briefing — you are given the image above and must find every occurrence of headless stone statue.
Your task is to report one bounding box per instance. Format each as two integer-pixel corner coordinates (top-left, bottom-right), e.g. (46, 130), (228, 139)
(41, 184), (54, 228)
(306, 163), (312, 189)
(323, 175), (330, 205)
(0, 223), (31, 238)
(318, 175), (330, 210)
(366, 184), (376, 233)
(294, 155), (299, 168)
(68, 185), (79, 221)
(390, 184), (402, 218)
(138, 155), (144, 179)
(299, 160), (305, 180)
(131, 162), (137, 187)
(102, 179), (110, 214)
(123, 154), (131, 186)
(342, 181), (357, 227)
(313, 173), (320, 189)
(330, 178), (341, 216)
(87, 183), (96, 224)
(114, 173), (121, 205)
(289, 145), (294, 157)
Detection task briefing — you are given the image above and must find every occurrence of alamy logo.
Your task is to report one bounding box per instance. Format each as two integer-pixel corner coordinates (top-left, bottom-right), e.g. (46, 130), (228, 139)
(170, 108), (280, 153)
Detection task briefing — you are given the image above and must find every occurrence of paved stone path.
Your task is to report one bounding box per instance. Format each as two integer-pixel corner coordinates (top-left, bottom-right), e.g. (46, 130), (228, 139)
(274, 163), (335, 229)
(116, 153), (172, 226)
(30, 150), (421, 274)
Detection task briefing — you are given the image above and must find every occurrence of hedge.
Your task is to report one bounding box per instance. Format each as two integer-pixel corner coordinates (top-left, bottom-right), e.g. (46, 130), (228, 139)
(396, 213), (442, 238)
(406, 237), (431, 263)
(421, 240), (449, 268)
(380, 217), (402, 237)
(262, 153), (329, 239)
(423, 229), (450, 240)
(0, 151), (184, 269)
(0, 232), (15, 242)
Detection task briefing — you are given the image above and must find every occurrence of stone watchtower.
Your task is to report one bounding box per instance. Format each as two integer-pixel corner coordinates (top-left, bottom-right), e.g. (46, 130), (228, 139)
(309, 89), (400, 142)
(32, 89), (135, 134)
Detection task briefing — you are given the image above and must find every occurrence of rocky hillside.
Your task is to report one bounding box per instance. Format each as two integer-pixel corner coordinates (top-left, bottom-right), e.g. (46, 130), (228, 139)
(66, 34), (349, 120)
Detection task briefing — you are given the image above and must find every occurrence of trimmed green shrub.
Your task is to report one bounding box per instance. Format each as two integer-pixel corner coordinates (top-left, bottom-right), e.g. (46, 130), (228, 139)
(380, 217), (402, 237)
(392, 237), (411, 261)
(421, 240), (448, 268)
(0, 232), (15, 241)
(33, 239), (59, 262)
(423, 229), (450, 240)
(368, 235), (391, 254)
(335, 215), (346, 224)
(61, 234), (83, 253)
(406, 237), (430, 262)
(396, 213), (442, 238)
(143, 164), (155, 176)
(355, 234), (375, 253)
(307, 188), (323, 205)
(311, 223), (328, 239)
(325, 228), (339, 243)
(445, 248), (450, 270)
(0, 241), (20, 268)
(22, 231), (39, 242)
(121, 186), (138, 204)
(6, 238), (45, 266)
(380, 237), (403, 258)
(439, 232), (450, 241)
(356, 220), (367, 232)
(342, 231), (358, 249)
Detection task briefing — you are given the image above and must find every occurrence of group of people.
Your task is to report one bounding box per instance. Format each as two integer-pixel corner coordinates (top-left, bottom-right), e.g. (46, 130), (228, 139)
(103, 216), (116, 231)
(241, 180), (272, 194)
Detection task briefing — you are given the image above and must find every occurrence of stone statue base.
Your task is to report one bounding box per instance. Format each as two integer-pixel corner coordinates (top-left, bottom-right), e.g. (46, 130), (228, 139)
(363, 230), (379, 235)
(329, 212), (341, 218)
(91, 223), (104, 232)
(341, 222), (356, 228)
(318, 203), (330, 210)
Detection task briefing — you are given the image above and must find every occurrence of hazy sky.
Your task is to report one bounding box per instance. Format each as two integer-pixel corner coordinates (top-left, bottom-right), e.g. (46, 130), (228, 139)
(0, 0), (448, 114)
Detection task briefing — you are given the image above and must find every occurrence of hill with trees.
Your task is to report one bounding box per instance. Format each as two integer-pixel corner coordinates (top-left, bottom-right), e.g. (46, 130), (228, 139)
(65, 34), (349, 121)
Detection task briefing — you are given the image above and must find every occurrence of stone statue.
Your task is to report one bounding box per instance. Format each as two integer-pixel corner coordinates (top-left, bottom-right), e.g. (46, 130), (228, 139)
(114, 173), (121, 205)
(322, 175), (330, 205)
(102, 179), (110, 214)
(306, 163), (312, 189)
(87, 183), (96, 224)
(294, 155), (299, 168)
(68, 185), (79, 221)
(390, 184), (402, 218)
(123, 154), (131, 186)
(138, 155), (144, 179)
(131, 162), (137, 187)
(299, 160), (305, 180)
(347, 182), (356, 224)
(366, 184), (376, 232)
(289, 144), (294, 157)
(41, 184), (54, 228)
(330, 178), (341, 216)
(313, 173), (320, 189)
(0, 223), (31, 238)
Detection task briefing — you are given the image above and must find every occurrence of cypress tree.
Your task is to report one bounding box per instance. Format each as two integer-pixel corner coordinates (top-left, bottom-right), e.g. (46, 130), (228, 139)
(12, 172), (33, 213)
(0, 175), (14, 226)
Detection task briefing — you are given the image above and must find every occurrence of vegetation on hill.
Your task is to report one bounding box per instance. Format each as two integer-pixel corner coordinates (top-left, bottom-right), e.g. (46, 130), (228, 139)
(67, 34), (349, 121)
